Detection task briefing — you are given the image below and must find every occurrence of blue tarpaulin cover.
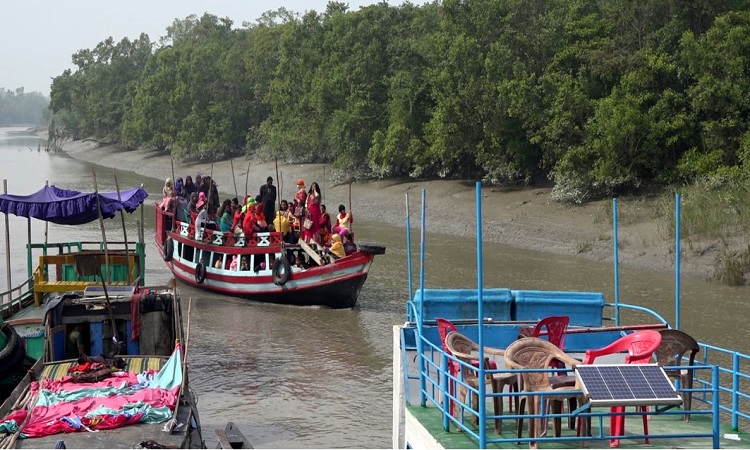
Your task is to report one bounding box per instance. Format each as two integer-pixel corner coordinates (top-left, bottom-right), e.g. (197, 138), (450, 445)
(0, 185), (149, 225)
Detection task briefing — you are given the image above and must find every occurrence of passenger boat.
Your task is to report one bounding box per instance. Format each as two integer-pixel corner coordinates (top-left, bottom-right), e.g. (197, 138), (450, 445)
(0, 282), (204, 448)
(154, 204), (385, 309)
(0, 182), (148, 399)
(394, 185), (750, 449)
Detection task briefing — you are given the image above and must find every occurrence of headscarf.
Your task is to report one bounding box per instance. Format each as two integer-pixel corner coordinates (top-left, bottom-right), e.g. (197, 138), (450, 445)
(175, 177), (183, 196)
(330, 233), (345, 258)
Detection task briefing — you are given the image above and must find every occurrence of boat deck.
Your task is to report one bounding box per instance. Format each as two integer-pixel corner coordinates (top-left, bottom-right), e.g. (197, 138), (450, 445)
(405, 404), (749, 449)
(400, 347), (747, 449)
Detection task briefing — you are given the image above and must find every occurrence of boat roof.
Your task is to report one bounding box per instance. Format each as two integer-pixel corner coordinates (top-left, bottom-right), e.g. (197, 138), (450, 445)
(0, 185), (148, 225)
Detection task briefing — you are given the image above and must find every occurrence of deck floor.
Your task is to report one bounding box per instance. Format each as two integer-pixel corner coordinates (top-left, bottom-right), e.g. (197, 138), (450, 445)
(406, 403), (749, 449)
(401, 348), (747, 449)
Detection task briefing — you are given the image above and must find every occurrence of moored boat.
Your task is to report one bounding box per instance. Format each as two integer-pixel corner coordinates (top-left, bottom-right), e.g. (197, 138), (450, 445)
(394, 184), (750, 449)
(0, 283), (204, 448)
(154, 204), (385, 309)
(0, 181), (149, 400)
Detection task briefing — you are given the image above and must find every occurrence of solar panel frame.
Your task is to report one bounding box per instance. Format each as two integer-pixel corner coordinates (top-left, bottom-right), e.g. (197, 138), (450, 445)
(575, 364), (683, 407)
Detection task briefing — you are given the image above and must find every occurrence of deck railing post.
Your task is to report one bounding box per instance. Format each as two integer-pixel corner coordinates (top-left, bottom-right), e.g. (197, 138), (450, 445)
(405, 194), (413, 313)
(613, 198), (620, 326)
(733, 352), (739, 430)
(475, 181), (486, 448)
(442, 353), (450, 431)
(418, 189), (427, 407)
(675, 193), (681, 330)
(711, 364), (724, 448)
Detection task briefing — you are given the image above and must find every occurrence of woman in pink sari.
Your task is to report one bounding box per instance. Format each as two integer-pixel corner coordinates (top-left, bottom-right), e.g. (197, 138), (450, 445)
(303, 182), (322, 245)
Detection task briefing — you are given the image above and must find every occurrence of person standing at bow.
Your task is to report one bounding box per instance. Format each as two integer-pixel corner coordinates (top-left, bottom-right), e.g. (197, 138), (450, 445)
(303, 182), (322, 245)
(259, 176), (277, 229)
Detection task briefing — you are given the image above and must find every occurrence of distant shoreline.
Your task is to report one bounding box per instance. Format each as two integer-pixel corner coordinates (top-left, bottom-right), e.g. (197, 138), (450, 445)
(53, 134), (719, 280)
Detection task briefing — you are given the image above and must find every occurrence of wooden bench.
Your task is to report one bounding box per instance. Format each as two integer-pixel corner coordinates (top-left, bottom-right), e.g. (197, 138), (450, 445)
(33, 281), (133, 305)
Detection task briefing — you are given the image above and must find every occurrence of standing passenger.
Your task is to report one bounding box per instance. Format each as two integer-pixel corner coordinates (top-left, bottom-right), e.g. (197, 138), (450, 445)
(259, 176), (277, 229)
(303, 182), (322, 245)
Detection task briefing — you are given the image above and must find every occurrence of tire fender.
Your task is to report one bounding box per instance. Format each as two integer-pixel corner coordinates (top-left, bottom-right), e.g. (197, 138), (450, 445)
(163, 237), (174, 262)
(195, 262), (207, 284)
(272, 257), (291, 286)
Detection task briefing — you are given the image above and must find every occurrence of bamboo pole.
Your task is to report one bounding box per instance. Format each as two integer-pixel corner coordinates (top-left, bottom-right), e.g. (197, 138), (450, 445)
(92, 167), (110, 282)
(3, 180), (11, 294)
(275, 159), (281, 212)
(245, 161), (251, 197)
(348, 174), (354, 234)
(7, 391), (39, 449)
(180, 297), (193, 399)
(112, 169), (132, 283)
(230, 159), (238, 198)
(322, 165), (326, 204)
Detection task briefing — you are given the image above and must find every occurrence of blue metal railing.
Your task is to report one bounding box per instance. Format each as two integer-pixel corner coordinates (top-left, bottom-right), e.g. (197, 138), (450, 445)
(405, 327), (727, 448)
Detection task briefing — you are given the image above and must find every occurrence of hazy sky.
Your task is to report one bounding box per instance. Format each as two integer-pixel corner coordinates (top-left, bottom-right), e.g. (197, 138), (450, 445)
(1, 0), (409, 96)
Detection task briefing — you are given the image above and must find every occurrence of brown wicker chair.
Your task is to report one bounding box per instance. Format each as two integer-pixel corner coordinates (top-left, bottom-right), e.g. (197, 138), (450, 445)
(655, 329), (700, 422)
(504, 337), (586, 448)
(445, 331), (519, 434)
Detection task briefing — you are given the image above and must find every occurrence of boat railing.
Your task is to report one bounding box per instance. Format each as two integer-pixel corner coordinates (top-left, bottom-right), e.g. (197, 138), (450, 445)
(402, 324), (727, 448)
(175, 219), (282, 248)
(0, 276), (33, 317)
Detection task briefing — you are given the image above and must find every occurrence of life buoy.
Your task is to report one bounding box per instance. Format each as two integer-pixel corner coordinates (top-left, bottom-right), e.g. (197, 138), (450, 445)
(272, 257), (291, 286)
(163, 237), (174, 262)
(195, 262), (207, 284)
(0, 324), (26, 378)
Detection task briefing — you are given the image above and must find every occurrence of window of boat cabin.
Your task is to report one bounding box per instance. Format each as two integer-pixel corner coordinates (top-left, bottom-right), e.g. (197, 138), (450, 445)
(179, 242), (195, 263)
(213, 252), (227, 269)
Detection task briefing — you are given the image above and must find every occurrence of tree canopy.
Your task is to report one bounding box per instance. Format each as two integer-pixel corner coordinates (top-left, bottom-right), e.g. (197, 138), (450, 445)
(48, 1), (750, 201)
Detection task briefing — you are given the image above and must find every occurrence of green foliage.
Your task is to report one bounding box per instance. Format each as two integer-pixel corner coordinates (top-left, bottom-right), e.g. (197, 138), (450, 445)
(44, 1), (750, 193)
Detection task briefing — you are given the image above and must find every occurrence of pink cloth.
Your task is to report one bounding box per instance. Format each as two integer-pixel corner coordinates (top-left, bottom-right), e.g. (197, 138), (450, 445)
(5, 370), (176, 438)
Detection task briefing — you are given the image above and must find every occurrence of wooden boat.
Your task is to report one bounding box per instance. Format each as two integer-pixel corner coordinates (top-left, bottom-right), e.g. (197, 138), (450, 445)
(394, 185), (750, 449)
(154, 205), (385, 309)
(0, 282), (204, 448)
(0, 182), (149, 400)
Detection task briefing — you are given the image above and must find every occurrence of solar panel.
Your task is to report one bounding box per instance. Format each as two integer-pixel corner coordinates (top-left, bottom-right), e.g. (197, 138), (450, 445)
(575, 364), (683, 407)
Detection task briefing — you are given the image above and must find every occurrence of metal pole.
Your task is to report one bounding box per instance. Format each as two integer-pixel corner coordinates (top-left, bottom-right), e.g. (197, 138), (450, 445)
(418, 188), (427, 407)
(475, 181), (486, 448)
(44, 181), (49, 246)
(613, 198), (620, 326)
(675, 193), (681, 329)
(112, 169), (131, 283)
(3, 180), (11, 293)
(92, 167), (110, 282)
(405, 194), (413, 311)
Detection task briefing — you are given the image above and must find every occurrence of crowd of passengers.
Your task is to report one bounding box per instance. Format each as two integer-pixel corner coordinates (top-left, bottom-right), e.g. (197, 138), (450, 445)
(158, 175), (353, 260)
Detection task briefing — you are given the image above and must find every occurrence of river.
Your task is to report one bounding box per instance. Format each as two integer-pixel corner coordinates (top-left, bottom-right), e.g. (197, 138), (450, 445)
(1, 127), (749, 448)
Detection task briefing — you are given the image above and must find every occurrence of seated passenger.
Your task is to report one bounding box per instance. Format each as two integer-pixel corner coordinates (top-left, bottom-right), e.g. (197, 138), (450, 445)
(328, 233), (346, 259)
(218, 199), (233, 232)
(273, 210), (292, 241)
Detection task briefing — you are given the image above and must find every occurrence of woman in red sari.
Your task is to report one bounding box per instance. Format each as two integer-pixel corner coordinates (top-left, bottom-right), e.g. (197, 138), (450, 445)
(302, 182), (322, 245)
(319, 204), (332, 245)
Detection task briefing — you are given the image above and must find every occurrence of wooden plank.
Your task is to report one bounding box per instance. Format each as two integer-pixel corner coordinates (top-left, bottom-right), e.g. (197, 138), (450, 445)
(215, 428), (233, 449)
(298, 240), (323, 266)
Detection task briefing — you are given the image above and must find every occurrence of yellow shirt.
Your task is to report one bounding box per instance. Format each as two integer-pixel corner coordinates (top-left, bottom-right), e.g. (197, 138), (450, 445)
(273, 212), (290, 234)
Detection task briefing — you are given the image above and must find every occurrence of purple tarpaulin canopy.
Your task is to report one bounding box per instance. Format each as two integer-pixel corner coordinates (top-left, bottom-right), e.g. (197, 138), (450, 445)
(0, 185), (149, 225)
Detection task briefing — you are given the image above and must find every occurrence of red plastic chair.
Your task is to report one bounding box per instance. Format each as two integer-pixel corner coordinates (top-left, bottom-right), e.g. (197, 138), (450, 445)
(436, 318), (498, 417)
(532, 315), (569, 348)
(532, 316), (575, 430)
(582, 330), (663, 448)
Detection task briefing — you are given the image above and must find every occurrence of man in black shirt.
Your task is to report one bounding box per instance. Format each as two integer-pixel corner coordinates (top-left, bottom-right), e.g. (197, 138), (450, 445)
(259, 176), (277, 229)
